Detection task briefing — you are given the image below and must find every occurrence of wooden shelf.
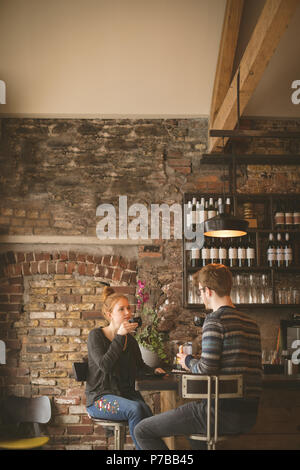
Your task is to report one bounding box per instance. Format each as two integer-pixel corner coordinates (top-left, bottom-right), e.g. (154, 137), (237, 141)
(209, 130), (300, 139)
(184, 303), (300, 310)
(186, 266), (300, 273)
(201, 153), (300, 165)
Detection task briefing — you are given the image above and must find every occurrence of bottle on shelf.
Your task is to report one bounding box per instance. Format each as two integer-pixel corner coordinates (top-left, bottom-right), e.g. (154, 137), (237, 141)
(201, 237), (210, 267)
(198, 197), (206, 225)
(219, 238), (227, 266)
(228, 237), (238, 267)
(210, 237), (219, 264)
(196, 200), (201, 229)
(190, 246), (200, 268)
(246, 234), (256, 267)
(237, 237), (246, 267)
(217, 197), (223, 216)
(214, 199), (219, 215)
(267, 233), (276, 267)
(225, 197), (232, 215)
(191, 197), (197, 232)
(284, 232), (293, 267)
(204, 199), (209, 222)
(276, 233), (284, 268)
(208, 197), (217, 220)
(186, 200), (192, 230)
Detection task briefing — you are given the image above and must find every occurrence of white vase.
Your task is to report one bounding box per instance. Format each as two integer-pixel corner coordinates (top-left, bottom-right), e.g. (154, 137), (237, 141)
(139, 345), (159, 368)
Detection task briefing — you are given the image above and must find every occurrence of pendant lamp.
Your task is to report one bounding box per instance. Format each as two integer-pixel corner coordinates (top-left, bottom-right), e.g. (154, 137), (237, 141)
(204, 202), (248, 238)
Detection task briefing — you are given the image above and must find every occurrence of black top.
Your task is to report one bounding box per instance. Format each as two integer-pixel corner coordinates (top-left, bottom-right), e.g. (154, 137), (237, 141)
(85, 327), (154, 407)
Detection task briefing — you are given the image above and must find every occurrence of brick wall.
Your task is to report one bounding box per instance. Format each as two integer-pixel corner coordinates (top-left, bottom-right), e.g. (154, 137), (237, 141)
(0, 117), (300, 449)
(0, 249), (147, 449)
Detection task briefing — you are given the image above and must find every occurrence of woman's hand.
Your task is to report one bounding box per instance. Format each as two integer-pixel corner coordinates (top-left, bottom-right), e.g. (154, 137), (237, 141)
(154, 368), (166, 374)
(117, 320), (139, 336)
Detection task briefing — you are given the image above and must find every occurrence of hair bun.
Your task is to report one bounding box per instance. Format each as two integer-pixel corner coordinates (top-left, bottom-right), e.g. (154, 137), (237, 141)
(101, 286), (115, 302)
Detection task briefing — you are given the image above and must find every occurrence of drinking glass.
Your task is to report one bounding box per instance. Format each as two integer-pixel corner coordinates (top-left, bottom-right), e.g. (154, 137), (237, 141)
(194, 315), (205, 327)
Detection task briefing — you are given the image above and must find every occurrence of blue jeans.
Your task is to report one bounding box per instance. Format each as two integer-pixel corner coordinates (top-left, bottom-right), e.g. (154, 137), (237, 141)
(134, 398), (259, 450)
(86, 393), (153, 450)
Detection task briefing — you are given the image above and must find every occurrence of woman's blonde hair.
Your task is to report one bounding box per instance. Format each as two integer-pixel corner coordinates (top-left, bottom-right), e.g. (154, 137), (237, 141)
(101, 286), (127, 319)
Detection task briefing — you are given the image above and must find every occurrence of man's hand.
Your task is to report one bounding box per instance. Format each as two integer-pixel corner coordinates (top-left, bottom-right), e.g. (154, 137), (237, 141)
(177, 353), (190, 371)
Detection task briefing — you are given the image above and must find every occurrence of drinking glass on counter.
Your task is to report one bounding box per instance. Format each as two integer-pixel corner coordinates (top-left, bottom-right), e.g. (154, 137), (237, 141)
(232, 273), (272, 304)
(187, 275), (201, 304)
(276, 280), (300, 305)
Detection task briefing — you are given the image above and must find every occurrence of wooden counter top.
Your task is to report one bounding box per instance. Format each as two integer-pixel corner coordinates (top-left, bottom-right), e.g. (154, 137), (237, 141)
(136, 373), (300, 392)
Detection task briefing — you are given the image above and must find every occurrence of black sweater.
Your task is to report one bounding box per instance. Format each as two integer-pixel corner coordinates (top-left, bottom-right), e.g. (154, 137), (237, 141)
(85, 328), (154, 407)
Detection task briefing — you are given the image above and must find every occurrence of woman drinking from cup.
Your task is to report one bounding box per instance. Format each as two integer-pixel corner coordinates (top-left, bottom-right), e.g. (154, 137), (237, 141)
(86, 286), (165, 450)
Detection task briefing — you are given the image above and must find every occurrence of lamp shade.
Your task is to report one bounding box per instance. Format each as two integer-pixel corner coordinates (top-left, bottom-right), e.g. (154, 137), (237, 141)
(204, 214), (248, 238)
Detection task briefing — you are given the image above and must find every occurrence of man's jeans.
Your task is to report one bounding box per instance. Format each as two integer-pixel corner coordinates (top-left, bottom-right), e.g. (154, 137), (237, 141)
(134, 398), (259, 450)
(87, 393), (153, 450)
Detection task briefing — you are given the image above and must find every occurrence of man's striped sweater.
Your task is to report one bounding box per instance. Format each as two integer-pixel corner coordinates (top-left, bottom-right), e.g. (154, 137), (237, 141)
(186, 306), (263, 398)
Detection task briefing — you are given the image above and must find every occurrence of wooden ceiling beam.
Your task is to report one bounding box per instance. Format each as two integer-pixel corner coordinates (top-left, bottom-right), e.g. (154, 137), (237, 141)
(210, 0), (244, 127)
(209, 0), (299, 153)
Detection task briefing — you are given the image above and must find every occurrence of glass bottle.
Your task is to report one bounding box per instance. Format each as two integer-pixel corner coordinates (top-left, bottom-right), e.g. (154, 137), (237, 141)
(284, 232), (293, 267)
(237, 237), (246, 267)
(208, 197), (217, 220)
(219, 238), (227, 266)
(246, 234), (256, 267)
(228, 237), (238, 267)
(201, 237), (210, 266)
(267, 233), (276, 267)
(210, 237), (219, 264)
(276, 233), (284, 268)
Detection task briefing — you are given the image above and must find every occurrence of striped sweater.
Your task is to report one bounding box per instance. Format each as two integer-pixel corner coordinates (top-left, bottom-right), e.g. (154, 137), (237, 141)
(186, 306), (263, 398)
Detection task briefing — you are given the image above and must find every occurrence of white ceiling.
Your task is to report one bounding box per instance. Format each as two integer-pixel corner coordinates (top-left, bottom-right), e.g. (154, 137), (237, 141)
(0, 0), (299, 118)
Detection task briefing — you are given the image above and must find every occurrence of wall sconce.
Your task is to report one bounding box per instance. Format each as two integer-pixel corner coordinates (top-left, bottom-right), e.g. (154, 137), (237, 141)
(0, 80), (6, 104)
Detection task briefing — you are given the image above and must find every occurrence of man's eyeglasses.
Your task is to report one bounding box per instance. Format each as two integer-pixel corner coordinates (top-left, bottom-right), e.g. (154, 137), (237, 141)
(196, 286), (213, 296)
(196, 287), (206, 296)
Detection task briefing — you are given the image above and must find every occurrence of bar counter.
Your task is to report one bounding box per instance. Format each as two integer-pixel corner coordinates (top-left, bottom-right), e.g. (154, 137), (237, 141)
(136, 374), (300, 450)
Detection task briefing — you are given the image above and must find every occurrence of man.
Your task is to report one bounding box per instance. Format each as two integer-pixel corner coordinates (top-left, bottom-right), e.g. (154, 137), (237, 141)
(134, 263), (262, 450)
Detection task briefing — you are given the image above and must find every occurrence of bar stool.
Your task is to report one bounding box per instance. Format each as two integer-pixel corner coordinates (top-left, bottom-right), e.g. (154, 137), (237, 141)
(180, 374), (243, 450)
(72, 362), (128, 450)
(87, 415), (127, 450)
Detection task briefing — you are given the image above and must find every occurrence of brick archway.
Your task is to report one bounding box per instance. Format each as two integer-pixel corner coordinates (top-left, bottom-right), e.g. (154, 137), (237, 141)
(0, 249), (138, 449)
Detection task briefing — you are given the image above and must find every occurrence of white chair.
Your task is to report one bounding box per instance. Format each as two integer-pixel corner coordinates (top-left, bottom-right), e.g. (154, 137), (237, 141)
(0, 395), (51, 450)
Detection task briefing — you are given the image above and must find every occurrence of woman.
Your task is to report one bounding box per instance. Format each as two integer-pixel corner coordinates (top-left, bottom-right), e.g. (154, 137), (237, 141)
(86, 286), (165, 450)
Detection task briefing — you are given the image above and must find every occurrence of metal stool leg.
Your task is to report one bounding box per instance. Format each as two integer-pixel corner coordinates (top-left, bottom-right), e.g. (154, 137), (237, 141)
(114, 424), (126, 450)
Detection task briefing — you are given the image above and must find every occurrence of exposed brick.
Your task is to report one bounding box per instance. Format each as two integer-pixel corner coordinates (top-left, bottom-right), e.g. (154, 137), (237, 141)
(112, 268), (122, 282)
(173, 166), (191, 174)
(56, 262), (66, 274)
(56, 328), (81, 336)
(28, 328), (55, 336)
(30, 261), (38, 274)
(78, 263), (86, 275)
(26, 345), (52, 354)
(66, 261), (76, 274)
(82, 311), (104, 320)
(67, 426), (94, 435)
